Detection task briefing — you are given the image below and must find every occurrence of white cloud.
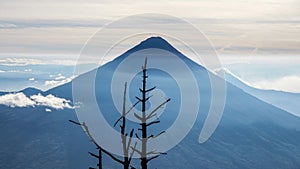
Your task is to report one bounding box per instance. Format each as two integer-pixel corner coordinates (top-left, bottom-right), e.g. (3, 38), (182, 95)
(30, 93), (73, 109)
(0, 58), (43, 66)
(0, 70), (5, 73)
(55, 74), (66, 80)
(0, 92), (74, 109)
(7, 70), (19, 73)
(0, 23), (17, 28)
(44, 80), (60, 86)
(24, 69), (32, 72)
(45, 75), (76, 87)
(45, 108), (52, 112)
(29, 77), (35, 81)
(222, 57), (300, 93)
(223, 67), (300, 93)
(0, 57), (77, 66)
(252, 76), (300, 93)
(0, 92), (36, 107)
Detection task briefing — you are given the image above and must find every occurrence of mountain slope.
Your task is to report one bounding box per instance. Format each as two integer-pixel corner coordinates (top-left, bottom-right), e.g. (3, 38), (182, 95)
(1, 37), (300, 169)
(222, 69), (300, 117)
(20, 87), (43, 96)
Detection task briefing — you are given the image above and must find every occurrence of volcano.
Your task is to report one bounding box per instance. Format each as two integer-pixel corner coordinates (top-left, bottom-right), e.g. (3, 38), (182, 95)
(1, 37), (300, 169)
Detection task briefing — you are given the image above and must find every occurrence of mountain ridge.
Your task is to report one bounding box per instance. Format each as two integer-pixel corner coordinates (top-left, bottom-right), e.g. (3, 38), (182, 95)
(221, 68), (300, 117)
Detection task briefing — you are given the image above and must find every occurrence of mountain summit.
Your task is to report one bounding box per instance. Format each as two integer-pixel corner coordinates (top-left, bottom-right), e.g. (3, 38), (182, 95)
(134, 36), (178, 50)
(123, 36), (183, 57)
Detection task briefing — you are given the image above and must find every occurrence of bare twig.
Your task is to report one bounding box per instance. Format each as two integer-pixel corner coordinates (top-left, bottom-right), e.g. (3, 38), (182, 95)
(146, 98), (171, 120)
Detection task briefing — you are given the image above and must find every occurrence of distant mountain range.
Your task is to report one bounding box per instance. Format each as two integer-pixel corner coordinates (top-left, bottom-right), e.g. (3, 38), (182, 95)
(0, 87), (42, 96)
(1, 37), (300, 169)
(222, 68), (300, 117)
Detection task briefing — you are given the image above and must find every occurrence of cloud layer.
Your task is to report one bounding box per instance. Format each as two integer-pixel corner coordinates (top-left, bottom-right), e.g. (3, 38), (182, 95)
(0, 92), (36, 107)
(252, 76), (300, 93)
(223, 67), (300, 93)
(30, 94), (73, 109)
(44, 74), (76, 88)
(0, 92), (73, 109)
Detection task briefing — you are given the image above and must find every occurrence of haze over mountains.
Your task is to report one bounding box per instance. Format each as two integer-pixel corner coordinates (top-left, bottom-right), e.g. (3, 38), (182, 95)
(222, 68), (300, 117)
(0, 37), (300, 169)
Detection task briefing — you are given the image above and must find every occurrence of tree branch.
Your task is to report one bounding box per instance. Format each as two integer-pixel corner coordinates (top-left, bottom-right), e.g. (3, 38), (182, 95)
(129, 142), (137, 163)
(126, 129), (134, 153)
(145, 95), (153, 101)
(142, 57), (148, 70)
(146, 120), (160, 127)
(134, 112), (143, 121)
(131, 145), (142, 155)
(148, 131), (165, 139)
(135, 96), (142, 102)
(100, 147), (124, 165)
(125, 100), (140, 116)
(146, 98), (171, 120)
(146, 150), (166, 156)
(113, 100), (140, 127)
(146, 86), (156, 93)
(135, 133), (142, 141)
(81, 122), (124, 165)
(69, 119), (81, 126)
(88, 152), (99, 158)
(146, 155), (160, 163)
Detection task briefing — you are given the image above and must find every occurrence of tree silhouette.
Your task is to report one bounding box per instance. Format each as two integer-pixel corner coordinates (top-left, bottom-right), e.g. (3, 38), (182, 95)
(131, 58), (170, 169)
(71, 58), (170, 169)
(113, 82), (138, 169)
(69, 83), (137, 169)
(69, 119), (116, 169)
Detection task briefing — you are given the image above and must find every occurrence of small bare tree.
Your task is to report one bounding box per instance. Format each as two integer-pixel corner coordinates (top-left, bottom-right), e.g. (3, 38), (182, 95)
(71, 58), (170, 169)
(70, 83), (137, 169)
(131, 58), (170, 169)
(113, 82), (139, 169)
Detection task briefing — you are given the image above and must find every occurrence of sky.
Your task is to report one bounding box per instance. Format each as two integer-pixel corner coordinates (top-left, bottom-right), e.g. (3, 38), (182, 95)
(0, 0), (299, 92)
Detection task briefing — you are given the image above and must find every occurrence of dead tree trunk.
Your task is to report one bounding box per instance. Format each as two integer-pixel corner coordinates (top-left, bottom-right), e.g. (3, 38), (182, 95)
(98, 149), (102, 169)
(141, 58), (149, 169)
(132, 58), (170, 169)
(114, 82), (138, 169)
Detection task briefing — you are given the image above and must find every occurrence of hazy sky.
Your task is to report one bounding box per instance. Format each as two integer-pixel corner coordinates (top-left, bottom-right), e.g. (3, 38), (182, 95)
(0, 0), (299, 92)
(0, 0), (299, 57)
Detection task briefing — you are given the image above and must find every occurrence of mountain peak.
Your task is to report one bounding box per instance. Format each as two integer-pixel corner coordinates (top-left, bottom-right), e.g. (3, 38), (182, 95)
(19, 87), (42, 96)
(126, 36), (181, 54)
(140, 36), (168, 44)
(111, 36), (202, 69)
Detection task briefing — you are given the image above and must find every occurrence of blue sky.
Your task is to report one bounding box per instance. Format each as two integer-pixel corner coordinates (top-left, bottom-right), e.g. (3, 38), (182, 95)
(0, 0), (299, 92)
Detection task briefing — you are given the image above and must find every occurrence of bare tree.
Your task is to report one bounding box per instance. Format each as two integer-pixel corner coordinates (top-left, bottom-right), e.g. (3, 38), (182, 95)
(113, 82), (139, 169)
(131, 58), (170, 169)
(70, 83), (137, 169)
(71, 58), (170, 169)
(69, 119), (117, 169)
